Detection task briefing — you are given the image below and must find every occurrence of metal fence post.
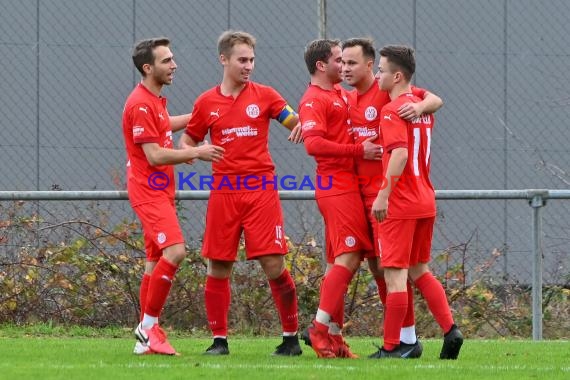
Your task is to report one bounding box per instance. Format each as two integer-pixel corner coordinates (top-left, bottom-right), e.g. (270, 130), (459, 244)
(528, 189), (547, 341)
(318, 0), (327, 39)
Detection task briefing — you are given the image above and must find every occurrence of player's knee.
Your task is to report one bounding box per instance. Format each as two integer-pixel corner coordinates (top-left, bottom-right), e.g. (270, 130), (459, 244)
(259, 255), (285, 279)
(409, 263), (429, 282)
(367, 258), (383, 277)
(162, 244), (187, 265)
(335, 252), (361, 273)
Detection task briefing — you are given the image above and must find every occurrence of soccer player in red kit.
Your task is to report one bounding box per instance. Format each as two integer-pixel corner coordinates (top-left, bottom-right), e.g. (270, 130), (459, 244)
(341, 37), (444, 359)
(370, 45), (463, 359)
(298, 39), (383, 358)
(178, 31), (303, 356)
(123, 37), (224, 355)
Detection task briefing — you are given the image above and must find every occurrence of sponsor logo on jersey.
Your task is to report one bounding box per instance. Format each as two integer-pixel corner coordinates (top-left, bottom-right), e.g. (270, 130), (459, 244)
(164, 130), (173, 147)
(301, 120), (316, 131)
(352, 126), (376, 137)
(221, 125), (258, 137)
(133, 126), (144, 137)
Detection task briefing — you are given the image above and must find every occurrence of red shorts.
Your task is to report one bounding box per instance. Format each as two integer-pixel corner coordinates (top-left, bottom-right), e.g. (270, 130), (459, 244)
(377, 217), (435, 268)
(202, 191), (287, 261)
(133, 199), (185, 262)
(317, 192), (372, 264)
(363, 196), (380, 260)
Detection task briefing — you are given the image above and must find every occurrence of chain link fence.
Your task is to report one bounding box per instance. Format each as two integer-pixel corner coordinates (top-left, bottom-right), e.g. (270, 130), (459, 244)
(1, 0), (569, 286)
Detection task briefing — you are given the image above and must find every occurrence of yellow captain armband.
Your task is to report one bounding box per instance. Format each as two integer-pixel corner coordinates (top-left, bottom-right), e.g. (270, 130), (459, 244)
(276, 104), (298, 127)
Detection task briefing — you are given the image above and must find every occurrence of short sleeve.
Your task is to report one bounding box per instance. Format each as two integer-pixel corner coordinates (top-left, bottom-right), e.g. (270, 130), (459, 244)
(380, 108), (408, 153)
(131, 103), (160, 144)
(185, 98), (208, 143)
(411, 86), (427, 99)
(263, 86), (288, 119)
(299, 97), (327, 138)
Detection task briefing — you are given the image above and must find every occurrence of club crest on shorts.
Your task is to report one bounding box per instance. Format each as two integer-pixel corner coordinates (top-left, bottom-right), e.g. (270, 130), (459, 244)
(157, 232), (167, 244)
(345, 236), (356, 248)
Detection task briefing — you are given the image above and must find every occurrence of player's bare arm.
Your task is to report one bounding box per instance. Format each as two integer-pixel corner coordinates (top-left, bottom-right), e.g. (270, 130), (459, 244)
(142, 141), (223, 166)
(178, 132), (198, 149)
(179, 133), (224, 163)
(397, 92), (443, 120)
(169, 113), (192, 132)
(178, 133), (202, 164)
(193, 141), (224, 162)
(287, 122), (303, 143)
(372, 147), (408, 222)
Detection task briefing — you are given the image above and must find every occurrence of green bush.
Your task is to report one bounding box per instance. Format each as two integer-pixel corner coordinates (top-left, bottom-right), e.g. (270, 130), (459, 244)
(0, 200), (568, 339)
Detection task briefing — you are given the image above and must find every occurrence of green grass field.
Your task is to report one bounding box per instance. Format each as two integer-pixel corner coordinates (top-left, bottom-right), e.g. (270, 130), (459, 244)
(0, 329), (568, 380)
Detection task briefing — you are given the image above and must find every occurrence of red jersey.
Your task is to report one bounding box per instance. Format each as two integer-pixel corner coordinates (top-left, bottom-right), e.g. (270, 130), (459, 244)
(379, 93), (435, 219)
(299, 84), (357, 198)
(185, 81), (287, 192)
(348, 85), (426, 197)
(122, 83), (174, 206)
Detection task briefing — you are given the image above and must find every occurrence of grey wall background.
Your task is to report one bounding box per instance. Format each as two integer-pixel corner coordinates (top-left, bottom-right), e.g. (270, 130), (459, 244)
(1, 0), (568, 285)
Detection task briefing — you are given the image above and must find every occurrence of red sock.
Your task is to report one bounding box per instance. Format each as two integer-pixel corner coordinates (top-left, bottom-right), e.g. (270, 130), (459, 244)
(325, 266), (345, 330)
(318, 275), (346, 328)
(402, 280), (415, 328)
(205, 275), (231, 337)
(139, 273), (151, 321)
(414, 272), (454, 333)
(375, 276), (387, 306)
(383, 291), (408, 350)
(331, 298), (345, 330)
(315, 274), (346, 329)
(319, 265), (353, 322)
(145, 257), (178, 317)
(269, 269), (298, 333)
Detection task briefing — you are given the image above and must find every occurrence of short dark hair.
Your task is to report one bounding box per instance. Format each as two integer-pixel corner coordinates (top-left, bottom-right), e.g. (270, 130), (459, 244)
(379, 45), (415, 81)
(217, 30), (256, 57)
(132, 37), (170, 76)
(304, 39), (341, 75)
(342, 38), (375, 62)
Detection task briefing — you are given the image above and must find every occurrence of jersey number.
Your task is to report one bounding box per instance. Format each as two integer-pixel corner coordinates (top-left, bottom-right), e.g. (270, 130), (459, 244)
(412, 127), (431, 176)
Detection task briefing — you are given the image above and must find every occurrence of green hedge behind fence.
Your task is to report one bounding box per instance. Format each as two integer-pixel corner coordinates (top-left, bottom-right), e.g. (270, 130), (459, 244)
(0, 200), (568, 339)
